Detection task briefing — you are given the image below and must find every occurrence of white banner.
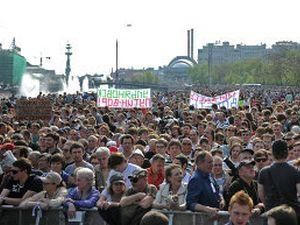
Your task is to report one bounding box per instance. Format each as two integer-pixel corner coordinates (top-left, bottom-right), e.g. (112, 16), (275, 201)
(97, 88), (152, 108)
(190, 90), (240, 109)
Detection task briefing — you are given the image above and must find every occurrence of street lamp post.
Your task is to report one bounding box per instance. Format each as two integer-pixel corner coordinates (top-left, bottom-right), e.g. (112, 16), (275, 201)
(114, 24), (132, 87)
(115, 39), (119, 87)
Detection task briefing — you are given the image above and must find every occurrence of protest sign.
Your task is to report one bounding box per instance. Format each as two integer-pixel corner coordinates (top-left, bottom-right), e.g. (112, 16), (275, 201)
(15, 98), (52, 121)
(190, 90), (240, 109)
(97, 88), (152, 108)
(0, 150), (16, 174)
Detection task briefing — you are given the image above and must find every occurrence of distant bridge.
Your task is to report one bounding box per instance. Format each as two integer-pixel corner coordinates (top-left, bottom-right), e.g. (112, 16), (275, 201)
(167, 56), (197, 68)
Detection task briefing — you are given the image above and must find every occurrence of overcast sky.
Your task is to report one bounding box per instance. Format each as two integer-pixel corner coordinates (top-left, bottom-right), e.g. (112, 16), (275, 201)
(1, 0), (300, 76)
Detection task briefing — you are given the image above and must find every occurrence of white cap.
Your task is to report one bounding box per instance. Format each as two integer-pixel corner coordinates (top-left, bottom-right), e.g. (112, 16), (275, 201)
(291, 125), (300, 134)
(131, 149), (145, 158)
(107, 140), (117, 147)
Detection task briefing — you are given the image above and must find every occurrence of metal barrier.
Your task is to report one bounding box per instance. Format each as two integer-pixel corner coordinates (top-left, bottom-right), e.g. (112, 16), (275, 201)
(0, 206), (265, 225)
(0, 205), (65, 225)
(157, 210), (266, 225)
(0, 206), (106, 225)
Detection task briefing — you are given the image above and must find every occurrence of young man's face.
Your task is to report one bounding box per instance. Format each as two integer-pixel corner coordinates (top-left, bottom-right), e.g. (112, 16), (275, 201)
(45, 137), (56, 148)
(156, 143), (166, 155)
(272, 125), (282, 136)
(122, 138), (133, 152)
(151, 159), (165, 174)
(182, 126), (191, 135)
(229, 203), (252, 225)
(168, 145), (181, 160)
(11, 166), (25, 181)
(182, 139), (193, 155)
(189, 130), (198, 142)
(71, 147), (84, 163)
(239, 164), (256, 180)
(241, 131), (251, 143)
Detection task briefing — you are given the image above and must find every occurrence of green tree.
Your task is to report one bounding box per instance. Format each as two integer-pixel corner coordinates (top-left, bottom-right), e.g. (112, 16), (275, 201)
(187, 49), (300, 86)
(188, 64), (210, 84)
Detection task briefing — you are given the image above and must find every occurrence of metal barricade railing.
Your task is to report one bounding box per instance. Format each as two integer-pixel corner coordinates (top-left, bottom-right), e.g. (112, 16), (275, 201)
(157, 210), (264, 225)
(0, 206), (265, 225)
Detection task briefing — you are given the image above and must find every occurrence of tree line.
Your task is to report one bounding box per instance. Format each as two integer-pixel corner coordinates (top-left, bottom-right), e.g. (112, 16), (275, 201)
(188, 49), (300, 86)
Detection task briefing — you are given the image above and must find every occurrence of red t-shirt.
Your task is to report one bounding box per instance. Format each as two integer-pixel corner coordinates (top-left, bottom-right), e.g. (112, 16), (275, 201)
(147, 167), (164, 189)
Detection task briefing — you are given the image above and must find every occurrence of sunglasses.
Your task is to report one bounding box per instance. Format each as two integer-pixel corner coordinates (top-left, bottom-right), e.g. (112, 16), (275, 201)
(255, 158), (267, 163)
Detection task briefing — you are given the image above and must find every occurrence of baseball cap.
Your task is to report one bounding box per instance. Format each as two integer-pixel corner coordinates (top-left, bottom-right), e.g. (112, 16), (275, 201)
(0, 143), (15, 152)
(128, 169), (148, 182)
(109, 173), (126, 185)
(40, 171), (62, 185)
(109, 146), (118, 153)
(130, 149), (145, 158)
(107, 140), (117, 147)
(237, 160), (255, 170)
(241, 148), (254, 155)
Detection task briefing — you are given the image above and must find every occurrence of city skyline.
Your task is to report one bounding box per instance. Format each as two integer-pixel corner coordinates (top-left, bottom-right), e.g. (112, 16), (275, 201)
(1, 0), (300, 76)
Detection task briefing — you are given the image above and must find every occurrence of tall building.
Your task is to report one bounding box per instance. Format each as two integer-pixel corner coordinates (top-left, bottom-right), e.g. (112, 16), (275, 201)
(0, 45), (26, 86)
(198, 41), (268, 65)
(271, 41), (300, 53)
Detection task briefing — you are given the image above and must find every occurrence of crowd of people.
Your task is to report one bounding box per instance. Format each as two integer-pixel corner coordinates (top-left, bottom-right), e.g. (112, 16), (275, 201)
(0, 85), (299, 225)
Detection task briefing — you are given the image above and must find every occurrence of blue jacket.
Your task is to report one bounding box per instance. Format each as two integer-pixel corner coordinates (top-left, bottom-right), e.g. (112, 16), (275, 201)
(186, 169), (220, 211)
(65, 186), (100, 208)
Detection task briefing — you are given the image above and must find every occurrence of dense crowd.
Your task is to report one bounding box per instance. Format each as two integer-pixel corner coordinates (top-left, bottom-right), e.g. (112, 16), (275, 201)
(0, 86), (299, 225)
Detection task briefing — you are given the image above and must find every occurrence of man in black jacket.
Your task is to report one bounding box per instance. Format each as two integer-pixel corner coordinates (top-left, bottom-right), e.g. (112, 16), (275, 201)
(258, 140), (300, 221)
(226, 160), (264, 214)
